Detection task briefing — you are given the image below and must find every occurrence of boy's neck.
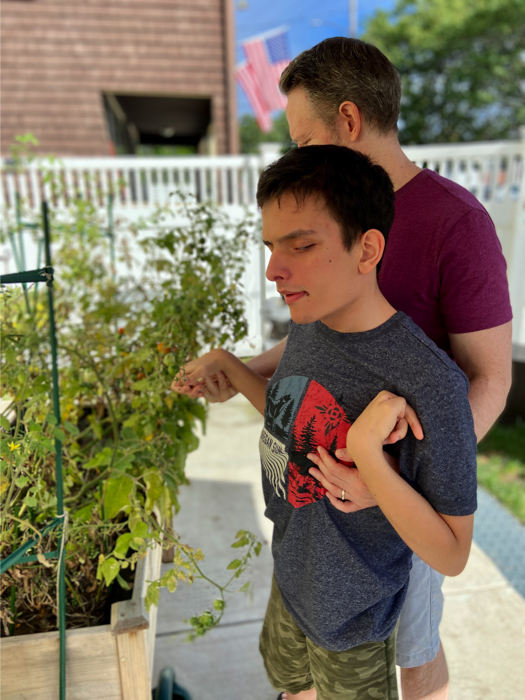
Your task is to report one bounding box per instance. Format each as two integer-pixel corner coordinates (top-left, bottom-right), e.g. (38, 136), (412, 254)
(320, 284), (397, 334)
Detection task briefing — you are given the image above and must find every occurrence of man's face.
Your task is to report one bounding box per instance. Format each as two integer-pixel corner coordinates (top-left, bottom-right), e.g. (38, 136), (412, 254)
(263, 194), (364, 331)
(286, 87), (342, 147)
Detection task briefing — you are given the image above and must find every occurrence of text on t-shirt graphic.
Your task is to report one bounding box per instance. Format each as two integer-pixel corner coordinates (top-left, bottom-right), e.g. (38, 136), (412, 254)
(259, 428), (287, 498)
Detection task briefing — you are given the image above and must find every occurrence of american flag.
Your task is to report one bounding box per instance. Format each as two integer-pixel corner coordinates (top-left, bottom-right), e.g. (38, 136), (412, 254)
(235, 27), (291, 133)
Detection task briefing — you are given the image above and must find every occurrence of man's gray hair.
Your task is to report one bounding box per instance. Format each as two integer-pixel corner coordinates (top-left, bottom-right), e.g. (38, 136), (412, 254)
(280, 37), (401, 135)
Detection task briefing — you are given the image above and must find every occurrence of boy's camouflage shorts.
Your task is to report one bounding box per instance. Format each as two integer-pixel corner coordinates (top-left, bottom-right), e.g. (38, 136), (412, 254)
(260, 576), (398, 700)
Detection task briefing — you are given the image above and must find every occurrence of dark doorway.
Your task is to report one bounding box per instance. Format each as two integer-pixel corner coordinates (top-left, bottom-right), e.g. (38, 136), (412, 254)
(103, 93), (212, 155)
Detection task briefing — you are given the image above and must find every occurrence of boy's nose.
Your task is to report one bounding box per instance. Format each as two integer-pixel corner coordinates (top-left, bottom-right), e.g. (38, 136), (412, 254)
(266, 253), (287, 282)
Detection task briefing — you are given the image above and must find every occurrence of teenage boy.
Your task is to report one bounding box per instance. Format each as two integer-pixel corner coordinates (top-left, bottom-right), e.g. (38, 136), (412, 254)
(173, 145), (478, 700)
(176, 38), (512, 700)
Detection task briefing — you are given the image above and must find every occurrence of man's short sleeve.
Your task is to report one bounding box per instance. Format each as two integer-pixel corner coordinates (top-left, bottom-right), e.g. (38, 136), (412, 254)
(401, 368), (478, 516)
(438, 209), (512, 334)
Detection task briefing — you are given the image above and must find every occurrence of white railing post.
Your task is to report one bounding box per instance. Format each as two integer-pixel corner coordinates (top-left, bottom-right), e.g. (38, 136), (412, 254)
(258, 142), (281, 169)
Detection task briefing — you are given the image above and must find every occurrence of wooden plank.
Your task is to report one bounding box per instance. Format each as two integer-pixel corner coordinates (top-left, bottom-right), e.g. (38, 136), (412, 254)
(0, 625), (122, 700)
(116, 631), (150, 700)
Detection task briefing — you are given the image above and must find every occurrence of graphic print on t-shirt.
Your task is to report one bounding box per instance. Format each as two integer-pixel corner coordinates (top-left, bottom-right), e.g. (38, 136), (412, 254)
(262, 376), (352, 508)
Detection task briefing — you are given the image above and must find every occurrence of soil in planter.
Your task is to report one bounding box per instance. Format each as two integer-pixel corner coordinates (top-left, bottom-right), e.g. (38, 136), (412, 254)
(0, 526), (135, 637)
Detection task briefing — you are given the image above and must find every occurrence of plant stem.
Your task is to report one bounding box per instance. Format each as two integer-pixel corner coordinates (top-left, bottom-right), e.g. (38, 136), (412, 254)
(63, 344), (121, 513)
(0, 459), (25, 526)
(64, 574), (85, 608)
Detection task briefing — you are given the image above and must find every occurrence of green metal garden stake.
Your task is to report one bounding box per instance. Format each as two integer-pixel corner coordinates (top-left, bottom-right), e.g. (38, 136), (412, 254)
(42, 200), (67, 700)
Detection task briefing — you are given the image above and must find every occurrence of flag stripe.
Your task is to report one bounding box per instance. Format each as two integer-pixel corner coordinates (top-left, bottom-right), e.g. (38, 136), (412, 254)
(235, 28), (291, 132)
(236, 63), (272, 133)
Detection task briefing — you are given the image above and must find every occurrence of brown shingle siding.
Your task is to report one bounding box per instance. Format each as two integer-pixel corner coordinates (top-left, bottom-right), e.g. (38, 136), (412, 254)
(1, 0), (237, 155)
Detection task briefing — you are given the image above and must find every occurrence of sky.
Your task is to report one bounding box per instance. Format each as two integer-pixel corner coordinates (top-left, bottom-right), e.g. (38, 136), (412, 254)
(235, 0), (396, 116)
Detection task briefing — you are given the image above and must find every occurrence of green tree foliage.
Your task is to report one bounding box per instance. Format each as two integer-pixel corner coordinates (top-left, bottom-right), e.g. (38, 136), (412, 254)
(239, 111), (293, 153)
(364, 0), (525, 144)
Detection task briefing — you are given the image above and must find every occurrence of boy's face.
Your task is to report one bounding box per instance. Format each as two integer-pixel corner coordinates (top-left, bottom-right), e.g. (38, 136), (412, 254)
(262, 193), (366, 331)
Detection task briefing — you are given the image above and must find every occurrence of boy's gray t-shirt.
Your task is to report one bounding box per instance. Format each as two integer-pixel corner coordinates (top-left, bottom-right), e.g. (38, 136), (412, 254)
(260, 311), (477, 652)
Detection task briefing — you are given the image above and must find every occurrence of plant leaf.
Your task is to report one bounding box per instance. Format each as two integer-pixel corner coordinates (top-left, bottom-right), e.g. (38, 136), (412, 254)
(100, 557), (120, 586)
(226, 559), (242, 570)
(113, 533), (133, 559)
(63, 421), (79, 436)
(103, 475), (133, 519)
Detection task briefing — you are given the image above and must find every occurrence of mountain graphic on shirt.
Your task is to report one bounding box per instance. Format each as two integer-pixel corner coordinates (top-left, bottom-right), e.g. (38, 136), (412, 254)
(263, 376), (353, 509)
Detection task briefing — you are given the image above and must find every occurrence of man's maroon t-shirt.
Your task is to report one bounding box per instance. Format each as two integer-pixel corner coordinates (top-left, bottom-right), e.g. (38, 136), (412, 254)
(378, 169), (512, 357)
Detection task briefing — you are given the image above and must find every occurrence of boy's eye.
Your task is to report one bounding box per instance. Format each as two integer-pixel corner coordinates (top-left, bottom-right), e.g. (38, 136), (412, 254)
(297, 244), (315, 251)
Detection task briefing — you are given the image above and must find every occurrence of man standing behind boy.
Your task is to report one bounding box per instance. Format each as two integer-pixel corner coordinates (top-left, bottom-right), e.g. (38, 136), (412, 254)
(175, 38), (513, 700)
(174, 145), (478, 700)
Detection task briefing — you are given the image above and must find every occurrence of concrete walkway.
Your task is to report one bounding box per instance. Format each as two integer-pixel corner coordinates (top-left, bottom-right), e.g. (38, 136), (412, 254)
(153, 395), (525, 700)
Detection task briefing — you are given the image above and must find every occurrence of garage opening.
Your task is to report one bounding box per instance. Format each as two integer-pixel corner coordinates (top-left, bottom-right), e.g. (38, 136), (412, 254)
(103, 93), (214, 156)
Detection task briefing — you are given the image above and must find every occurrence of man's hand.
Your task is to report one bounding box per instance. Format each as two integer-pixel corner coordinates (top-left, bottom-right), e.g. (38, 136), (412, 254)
(170, 350), (237, 402)
(308, 391), (424, 513)
(308, 447), (400, 513)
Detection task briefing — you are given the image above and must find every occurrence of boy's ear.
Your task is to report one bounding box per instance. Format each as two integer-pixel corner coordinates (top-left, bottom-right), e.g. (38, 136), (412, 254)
(358, 229), (385, 274)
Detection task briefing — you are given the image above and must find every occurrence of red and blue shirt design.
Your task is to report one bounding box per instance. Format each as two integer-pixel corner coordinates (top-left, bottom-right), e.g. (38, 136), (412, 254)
(260, 375), (353, 508)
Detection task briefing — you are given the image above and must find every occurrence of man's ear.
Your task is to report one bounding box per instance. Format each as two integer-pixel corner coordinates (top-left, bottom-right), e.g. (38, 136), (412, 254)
(338, 101), (362, 143)
(358, 230), (385, 274)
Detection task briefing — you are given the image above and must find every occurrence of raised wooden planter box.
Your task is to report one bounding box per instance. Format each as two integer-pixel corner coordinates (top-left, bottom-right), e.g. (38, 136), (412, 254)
(1, 541), (162, 700)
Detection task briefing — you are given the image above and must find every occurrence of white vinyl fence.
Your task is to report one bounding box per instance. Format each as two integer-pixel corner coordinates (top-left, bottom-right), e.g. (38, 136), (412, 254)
(2, 139), (524, 353)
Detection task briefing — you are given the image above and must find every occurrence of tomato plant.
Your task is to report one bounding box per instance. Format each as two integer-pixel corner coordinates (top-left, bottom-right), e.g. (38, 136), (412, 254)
(0, 162), (260, 635)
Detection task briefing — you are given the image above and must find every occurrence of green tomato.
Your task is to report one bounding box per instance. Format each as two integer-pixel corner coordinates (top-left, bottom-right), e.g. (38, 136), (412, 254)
(163, 354), (176, 367)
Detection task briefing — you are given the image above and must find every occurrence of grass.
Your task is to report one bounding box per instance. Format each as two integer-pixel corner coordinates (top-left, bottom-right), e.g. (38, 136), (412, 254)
(477, 421), (525, 525)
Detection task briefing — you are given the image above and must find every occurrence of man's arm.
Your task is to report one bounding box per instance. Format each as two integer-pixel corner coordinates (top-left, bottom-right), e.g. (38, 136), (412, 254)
(245, 337), (287, 378)
(171, 349), (268, 415)
(449, 321), (513, 441)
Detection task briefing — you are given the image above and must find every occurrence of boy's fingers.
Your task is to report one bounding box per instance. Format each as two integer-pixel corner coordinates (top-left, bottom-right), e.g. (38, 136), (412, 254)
(406, 404), (424, 440)
(383, 417), (408, 444)
(170, 378), (188, 393)
(185, 369), (217, 392)
(181, 384), (204, 399)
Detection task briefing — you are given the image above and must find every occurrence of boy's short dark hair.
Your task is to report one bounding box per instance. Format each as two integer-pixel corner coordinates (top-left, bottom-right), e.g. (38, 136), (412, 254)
(280, 37), (401, 135)
(256, 145), (395, 270)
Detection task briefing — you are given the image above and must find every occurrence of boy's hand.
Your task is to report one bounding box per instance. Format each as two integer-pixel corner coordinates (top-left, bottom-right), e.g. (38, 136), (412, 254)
(347, 390), (424, 460)
(307, 391), (423, 513)
(170, 349), (237, 401)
